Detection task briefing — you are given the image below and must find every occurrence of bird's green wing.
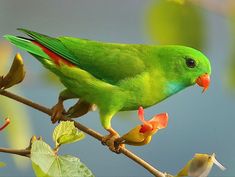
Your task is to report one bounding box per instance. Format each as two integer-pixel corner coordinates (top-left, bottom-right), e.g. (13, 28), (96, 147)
(59, 37), (147, 84)
(17, 28), (77, 63)
(18, 28), (146, 84)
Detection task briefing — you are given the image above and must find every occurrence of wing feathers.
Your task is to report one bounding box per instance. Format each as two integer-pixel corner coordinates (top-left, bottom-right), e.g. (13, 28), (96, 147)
(17, 28), (78, 64)
(16, 28), (146, 84)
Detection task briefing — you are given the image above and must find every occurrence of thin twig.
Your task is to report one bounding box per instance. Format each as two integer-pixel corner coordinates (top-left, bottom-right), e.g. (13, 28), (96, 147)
(0, 118), (10, 131)
(0, 147), (30, 157)
(0, 89), (167, 177)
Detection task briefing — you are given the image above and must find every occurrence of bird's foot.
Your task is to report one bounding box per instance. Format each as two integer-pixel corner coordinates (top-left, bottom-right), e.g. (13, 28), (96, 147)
(102, 132), (125, 153)
(51, 101), (66, 124)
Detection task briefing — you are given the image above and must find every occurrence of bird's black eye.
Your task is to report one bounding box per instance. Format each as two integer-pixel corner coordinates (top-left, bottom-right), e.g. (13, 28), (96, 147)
(185, 58), (196, 68)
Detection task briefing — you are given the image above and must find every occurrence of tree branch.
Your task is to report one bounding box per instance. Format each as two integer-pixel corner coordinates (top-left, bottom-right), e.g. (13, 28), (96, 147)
(0, 89), (168, 177)
(0, 147), (30, 157)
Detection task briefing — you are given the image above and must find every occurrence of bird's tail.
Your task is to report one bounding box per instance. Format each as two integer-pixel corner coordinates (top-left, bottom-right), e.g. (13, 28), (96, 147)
(4, 35), (49, 59)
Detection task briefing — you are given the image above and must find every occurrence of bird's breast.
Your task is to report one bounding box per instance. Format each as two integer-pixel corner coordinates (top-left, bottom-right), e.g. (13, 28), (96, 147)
(119, 72), (168, 110)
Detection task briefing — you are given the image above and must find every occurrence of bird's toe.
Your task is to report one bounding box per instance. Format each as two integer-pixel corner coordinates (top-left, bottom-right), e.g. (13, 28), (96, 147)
(51, 103), (66, 123)
(102, 134), (125, 154)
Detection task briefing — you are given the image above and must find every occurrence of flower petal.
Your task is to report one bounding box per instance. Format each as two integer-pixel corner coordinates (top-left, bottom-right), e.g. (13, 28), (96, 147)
(149, 112), (168, 129)
(138, 106), (145, 123)
(138, 107), (153, 133)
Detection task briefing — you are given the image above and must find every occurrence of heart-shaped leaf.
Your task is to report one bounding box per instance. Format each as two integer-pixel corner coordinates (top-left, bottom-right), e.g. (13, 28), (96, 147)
(31, 140), (94, 177)
(53, 121), (85, 148)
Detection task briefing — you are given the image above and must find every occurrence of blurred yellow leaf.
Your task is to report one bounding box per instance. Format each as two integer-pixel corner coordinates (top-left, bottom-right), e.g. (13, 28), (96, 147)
(177, 153), (225, 177)
(228, 60), (235, 88)
(0, 161), (6, 167)
(228, 14), (235, 89)
(0, 41), (32, 169)
(146, 0), (205, 50)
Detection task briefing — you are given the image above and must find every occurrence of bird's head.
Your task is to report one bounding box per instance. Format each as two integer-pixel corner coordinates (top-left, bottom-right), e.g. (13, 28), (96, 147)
(156, 46), (211, 93)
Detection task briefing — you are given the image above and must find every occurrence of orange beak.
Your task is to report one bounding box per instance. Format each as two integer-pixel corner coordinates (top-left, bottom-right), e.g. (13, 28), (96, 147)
(196, 73), (210, 93)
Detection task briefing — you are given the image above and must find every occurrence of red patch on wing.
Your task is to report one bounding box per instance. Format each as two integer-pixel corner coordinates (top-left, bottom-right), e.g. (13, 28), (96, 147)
(33, 41), (75, 67)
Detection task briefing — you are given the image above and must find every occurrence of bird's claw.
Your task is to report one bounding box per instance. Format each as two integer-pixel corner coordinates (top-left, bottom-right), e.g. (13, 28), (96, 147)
(51, 102), (66, 124)
(101, 134), (125, 153)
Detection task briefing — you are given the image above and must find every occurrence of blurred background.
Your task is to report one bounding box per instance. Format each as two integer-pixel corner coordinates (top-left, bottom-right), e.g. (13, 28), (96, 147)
(0, 0), (234, 176)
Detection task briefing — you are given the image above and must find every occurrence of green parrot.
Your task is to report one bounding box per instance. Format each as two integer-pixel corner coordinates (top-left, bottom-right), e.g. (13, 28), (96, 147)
(4, 29), (211, 151)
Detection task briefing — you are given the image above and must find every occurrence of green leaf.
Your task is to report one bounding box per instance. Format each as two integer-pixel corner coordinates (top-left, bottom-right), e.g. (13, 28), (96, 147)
(31, 140), (94, 177)
(53, 121), (85, 147)
(32, 162), (50, 177)
(0, 162), (6, 167)
(146, 0), (205, 50)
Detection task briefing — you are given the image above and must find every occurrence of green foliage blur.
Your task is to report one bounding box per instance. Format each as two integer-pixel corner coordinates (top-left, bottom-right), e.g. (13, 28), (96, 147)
(146, 0), (205, 50)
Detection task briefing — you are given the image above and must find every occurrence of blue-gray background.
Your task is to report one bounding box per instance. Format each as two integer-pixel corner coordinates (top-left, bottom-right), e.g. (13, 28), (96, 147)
(0, 0), (234, 176)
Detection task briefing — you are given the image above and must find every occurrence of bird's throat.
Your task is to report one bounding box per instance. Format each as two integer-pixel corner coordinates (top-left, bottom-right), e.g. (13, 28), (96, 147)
(165, 82), (187, 96)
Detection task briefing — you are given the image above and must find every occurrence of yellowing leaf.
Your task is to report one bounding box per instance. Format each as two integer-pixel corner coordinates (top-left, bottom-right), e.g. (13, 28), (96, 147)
(146, 0), (205, 50)
(31, 140), (94, 177)
(0, 53), (26, 89)
(176, 153), (225, 177)
(53, 121), (85, 147)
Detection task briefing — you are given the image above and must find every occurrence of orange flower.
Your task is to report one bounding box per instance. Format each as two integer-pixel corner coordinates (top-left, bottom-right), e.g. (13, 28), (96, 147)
(120, 107), (168, 146)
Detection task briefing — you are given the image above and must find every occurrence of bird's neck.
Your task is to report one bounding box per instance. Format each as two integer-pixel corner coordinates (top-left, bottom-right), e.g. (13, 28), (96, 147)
(148, 70), (189, 106)
(165, 81), (188, 96)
